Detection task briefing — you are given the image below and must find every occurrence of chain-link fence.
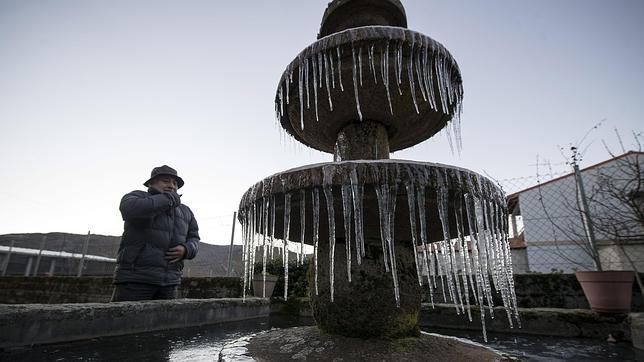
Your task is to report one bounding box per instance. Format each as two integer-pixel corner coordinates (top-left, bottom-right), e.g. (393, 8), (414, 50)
(499, 151), (644, 275)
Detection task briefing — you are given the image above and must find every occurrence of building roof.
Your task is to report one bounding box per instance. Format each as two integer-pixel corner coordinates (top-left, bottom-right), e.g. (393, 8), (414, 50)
(505, 150), (643, 214)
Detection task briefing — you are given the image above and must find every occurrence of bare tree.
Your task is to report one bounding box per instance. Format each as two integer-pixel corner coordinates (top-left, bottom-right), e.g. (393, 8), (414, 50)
(534, 130), (643, 292)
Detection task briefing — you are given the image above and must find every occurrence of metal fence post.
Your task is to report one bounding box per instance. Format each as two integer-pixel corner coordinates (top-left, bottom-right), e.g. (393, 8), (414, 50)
(227, 212), (237, 276)
(1, 240), (15, 276)
(33, 235), (47, 276)
(24, 257), (33, 276)
(77, 231), (91, 277)
(573, 164), (602, 271)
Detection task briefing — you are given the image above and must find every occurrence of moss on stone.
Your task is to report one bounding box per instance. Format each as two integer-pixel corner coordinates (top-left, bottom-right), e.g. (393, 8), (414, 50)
(383, 311), (420, 338)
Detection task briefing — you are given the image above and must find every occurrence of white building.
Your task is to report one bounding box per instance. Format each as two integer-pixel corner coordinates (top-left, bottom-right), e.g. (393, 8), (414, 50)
(506, 151), (643, 273)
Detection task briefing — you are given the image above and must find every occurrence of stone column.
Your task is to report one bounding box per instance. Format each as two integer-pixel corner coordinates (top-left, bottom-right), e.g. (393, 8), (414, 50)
(309, 235), (421, 338)
(333, 121), (390, 161)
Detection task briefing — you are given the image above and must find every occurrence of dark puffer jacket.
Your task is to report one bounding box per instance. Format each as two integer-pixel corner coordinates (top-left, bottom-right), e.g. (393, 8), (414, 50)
(113, 188), (200, 286)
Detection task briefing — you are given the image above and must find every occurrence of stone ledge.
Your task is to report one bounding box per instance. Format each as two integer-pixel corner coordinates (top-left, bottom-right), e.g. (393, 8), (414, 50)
(0, 298), (269, 349)
(631, 313), (644, 350)
(420, 303), (632, 341)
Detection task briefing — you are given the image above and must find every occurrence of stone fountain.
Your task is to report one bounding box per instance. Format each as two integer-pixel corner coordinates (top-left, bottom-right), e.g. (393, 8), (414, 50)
(233, 0), (520, 359)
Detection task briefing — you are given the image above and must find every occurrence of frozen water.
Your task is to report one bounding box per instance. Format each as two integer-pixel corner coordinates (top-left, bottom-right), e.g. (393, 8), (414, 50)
(274, 27), (464, 149)
(239, 161), (519, 341)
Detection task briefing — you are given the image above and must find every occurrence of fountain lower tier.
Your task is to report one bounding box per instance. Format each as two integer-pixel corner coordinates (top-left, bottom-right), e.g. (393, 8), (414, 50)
(238, 160), (520, 339)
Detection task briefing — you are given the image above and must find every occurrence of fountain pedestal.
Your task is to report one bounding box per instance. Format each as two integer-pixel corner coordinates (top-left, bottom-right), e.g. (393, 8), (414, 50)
(310, 236), (421, 338)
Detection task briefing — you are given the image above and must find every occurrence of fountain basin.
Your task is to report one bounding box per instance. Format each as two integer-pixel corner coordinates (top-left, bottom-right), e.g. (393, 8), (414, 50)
(238, 160), (503, 244)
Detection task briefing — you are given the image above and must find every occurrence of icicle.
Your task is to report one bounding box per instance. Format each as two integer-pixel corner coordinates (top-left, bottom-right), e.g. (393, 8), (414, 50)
(250, 203), (257, 289)
(318, 52), (324, 89)
(283, 192), (291, 301)
(285, 65), (290, 103)
(375, 182), (401, 306)
(305, 57), (311, 109)
(423, 40), (437, 112)
(270, 195), (276, 260)
(464, 190), (488, 342)
(351, 45), (363, 121)
(329, 50), (336, 89)
(262, 199), (268, 298)
(298, 58), (305, 130)
(417, 184), (441, 301)
(312, 55), (320, 122)
(426, 242), (435, 307)
(434, 47), (448, 114)
(395, 40), (403, 95)
(415, 44), (427, 102)
(375, 184), (390, 273)
(455, 191), (475, 321)
(405, 182), (423, 286)
(324, 51), (333, 111)
(278, 83), (284, 117)
(407, 38), (419, 114)
(337, 46), (344, 92)
(474, 194), (495, 316)
(350, 166), (364, 262)
(300, 189), (306, 265)
(369, 44), (377, 84)
(381, 41), (393, 115)
(312, 188), (320, 296)
(436, 171), (464, 314)
(358, 46), (363, 87)
(341, 185), (353, 282)
(323, 166), (336, 302)
(388, 184), (400, 307)
(241, 210), (248, 302)
(324, 185), (336, 302)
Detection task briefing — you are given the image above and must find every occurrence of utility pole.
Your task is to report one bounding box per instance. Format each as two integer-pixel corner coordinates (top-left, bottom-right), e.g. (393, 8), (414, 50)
(77, 231), (91, 277)
(33, 235), (47, 276)
(1, 240), (15, 276)
(227, 212), (237, 276)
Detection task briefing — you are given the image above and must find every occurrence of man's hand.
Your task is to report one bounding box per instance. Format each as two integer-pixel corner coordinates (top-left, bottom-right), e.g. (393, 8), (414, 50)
(164, 192), (181, 207)
(165, 245), (186, 263)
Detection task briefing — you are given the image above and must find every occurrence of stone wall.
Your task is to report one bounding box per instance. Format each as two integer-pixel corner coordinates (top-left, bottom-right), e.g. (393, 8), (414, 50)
(422, 273), (643, 311)
(0, 298), (269, 349)
(2, 274), (642, 312)
(0, 276), (242, 304)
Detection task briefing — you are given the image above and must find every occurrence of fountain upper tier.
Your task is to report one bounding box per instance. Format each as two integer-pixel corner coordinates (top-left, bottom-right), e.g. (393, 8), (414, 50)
(275, 26), (463, 155)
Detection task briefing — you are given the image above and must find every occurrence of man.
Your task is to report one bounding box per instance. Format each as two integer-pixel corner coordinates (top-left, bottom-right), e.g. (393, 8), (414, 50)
(111, 165), (200, 301)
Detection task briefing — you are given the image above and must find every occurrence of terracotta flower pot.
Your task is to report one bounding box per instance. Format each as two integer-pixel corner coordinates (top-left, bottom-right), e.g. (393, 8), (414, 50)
(252, 274), (279, 298)
(575, 271), (635, 313)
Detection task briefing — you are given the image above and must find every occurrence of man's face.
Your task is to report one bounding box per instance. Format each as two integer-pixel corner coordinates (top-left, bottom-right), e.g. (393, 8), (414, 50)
(149, 176), (178, 193)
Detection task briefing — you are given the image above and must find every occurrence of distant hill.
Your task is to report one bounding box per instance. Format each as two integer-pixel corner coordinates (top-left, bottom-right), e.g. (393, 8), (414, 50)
(0, 233), (243, 277)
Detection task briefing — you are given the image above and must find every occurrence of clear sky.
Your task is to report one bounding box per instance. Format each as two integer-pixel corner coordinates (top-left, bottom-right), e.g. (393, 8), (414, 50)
(1, 0), (642, 245)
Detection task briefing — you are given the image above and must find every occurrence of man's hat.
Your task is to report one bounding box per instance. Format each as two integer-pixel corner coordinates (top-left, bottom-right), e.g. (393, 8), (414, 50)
(143, 165), (185, 189)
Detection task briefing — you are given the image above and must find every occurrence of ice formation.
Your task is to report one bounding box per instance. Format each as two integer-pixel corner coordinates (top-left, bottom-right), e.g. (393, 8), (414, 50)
(239, 161), (520, 341)
(275, 26), (464, 152)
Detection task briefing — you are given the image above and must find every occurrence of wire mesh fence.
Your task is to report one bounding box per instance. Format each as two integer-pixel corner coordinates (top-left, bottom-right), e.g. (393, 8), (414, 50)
(500, 152), (644, 275)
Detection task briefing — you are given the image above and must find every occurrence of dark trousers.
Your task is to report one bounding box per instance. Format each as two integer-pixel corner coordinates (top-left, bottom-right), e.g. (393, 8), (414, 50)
(111, 282), (178, 302)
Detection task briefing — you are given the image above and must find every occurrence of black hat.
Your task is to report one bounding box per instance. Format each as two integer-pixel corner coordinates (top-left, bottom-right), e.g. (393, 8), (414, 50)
(143, 165), (185, 189)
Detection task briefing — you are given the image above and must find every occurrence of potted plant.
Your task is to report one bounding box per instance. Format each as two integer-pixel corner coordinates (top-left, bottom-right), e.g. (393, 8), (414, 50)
(252, 272), (279, 298)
